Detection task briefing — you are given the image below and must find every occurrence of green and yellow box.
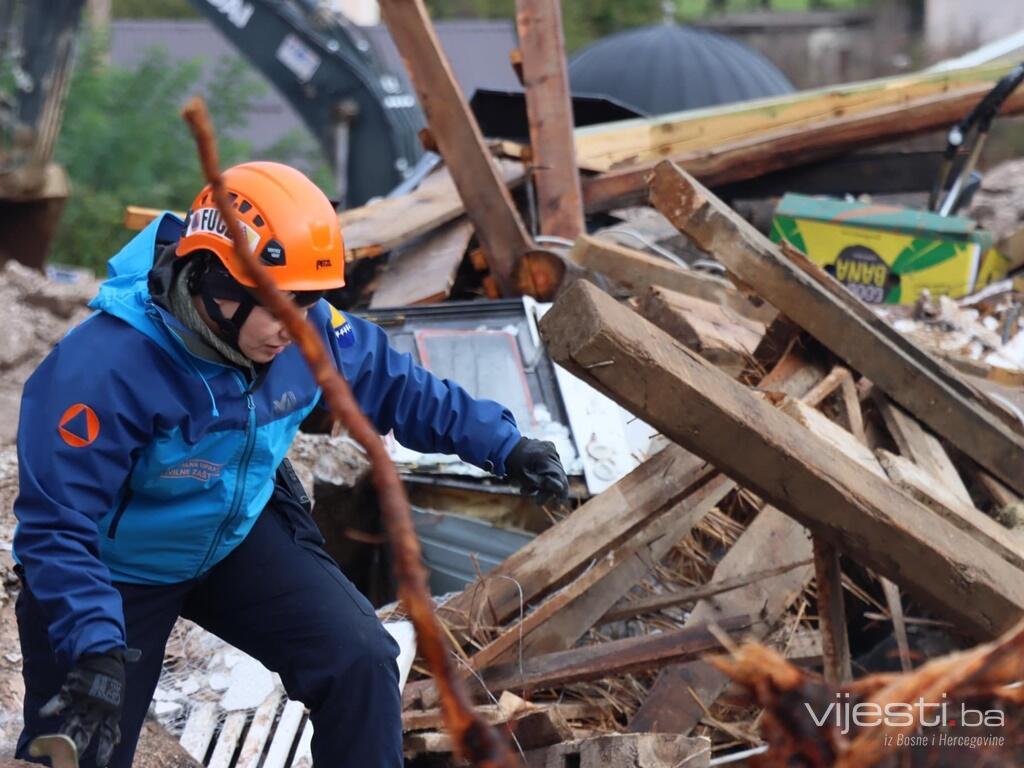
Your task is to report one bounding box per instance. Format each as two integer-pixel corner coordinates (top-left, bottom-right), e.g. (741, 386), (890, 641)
(770, 193), (1009, 305)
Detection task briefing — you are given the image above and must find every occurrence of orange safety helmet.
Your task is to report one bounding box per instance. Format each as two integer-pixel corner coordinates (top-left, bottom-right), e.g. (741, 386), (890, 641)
(176, 161), (345, 291)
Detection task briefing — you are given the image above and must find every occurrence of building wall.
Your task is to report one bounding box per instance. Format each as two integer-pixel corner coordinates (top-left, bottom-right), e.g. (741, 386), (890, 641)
(925, 0), (1024, 58)
(697, 7), (912, 90)
(333, 0), (379, 26)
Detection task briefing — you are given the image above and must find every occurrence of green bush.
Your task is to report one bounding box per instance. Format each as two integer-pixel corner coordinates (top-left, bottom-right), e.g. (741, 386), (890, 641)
(52, 34), (330, 273)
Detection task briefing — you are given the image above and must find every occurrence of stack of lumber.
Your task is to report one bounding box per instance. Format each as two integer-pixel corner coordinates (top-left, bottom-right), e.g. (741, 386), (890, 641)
(398, 162), (1024, 766)
(122, 52), (1024, 309)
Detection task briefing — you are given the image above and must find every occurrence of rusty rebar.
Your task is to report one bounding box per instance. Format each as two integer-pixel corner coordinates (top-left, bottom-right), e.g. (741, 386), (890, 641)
(182, 96), (519, 768)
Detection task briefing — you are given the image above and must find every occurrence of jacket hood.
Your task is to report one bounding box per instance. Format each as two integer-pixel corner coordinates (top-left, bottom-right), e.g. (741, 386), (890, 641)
(89, 213), (224, 377)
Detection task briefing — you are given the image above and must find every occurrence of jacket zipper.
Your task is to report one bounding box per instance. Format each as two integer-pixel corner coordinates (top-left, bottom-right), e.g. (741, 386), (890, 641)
(107, 488), (134, 540)
(194, 376), (257, 576)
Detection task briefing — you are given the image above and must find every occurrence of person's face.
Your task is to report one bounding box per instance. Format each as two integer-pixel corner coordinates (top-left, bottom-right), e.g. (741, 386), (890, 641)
(213, 298), (309, 363)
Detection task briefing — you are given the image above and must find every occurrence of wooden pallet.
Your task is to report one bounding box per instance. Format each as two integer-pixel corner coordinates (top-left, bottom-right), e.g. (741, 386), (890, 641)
(179, 687), (313, 768)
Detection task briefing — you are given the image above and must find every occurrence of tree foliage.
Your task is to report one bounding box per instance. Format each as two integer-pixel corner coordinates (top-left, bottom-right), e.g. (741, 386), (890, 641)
(111, 0), (199, 19)
(52, 36), (320, 273)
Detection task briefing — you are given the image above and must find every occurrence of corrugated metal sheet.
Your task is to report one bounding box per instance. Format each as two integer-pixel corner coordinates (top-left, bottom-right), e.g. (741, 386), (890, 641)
(413, 507), (533, 595)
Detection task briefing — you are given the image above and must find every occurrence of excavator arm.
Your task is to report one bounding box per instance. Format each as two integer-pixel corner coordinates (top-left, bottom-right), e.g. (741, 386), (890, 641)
(0, 0), (84, 268)
(189, 0), (423, 206)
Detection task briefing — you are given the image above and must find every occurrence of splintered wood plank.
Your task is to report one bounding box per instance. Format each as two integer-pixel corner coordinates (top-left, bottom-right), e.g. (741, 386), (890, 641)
(875, 395), (973, 507)
(263, 700), (306, 768)
(369, 218), (474, 308)
(516, 0), (584, 239)
(124, 163), (525, 263)
(602, 558), (812, 624)
(207, 711), (247, 768)
(437, 445), (715, 633)
(573, 61), (1017, 172)
(482, 347), (823, 669)
(779, 397), (885, 478)
(570, 234), (773, 322)
(178, 701), (219, 763)
(649, 161), (1024, 496)
(584, 80), (1024, 212)
(515, 473), (735, 658)
(628, 507), (813, 733)
(473, 615), (752, 698)
(876, 449), (1024, 572)
(290, 721), (313, 768)
(340, 162), (523, 261)
(540, 280), (1024, 640)
(403, 702), (601, 733)
(637, 287), (764, 374)
(236, 691), (284, 768)
(379, 0), (533, 294)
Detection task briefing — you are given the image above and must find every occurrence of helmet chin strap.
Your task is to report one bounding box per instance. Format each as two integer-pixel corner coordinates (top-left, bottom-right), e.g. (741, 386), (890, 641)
(188, 254), (259, 354)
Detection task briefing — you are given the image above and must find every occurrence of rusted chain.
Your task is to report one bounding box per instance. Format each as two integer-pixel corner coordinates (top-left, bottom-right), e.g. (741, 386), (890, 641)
(181, 96), (519, 768)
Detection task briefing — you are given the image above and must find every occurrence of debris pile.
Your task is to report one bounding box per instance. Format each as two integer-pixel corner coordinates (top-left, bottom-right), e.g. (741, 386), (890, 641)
(7, 2), (1024, 767)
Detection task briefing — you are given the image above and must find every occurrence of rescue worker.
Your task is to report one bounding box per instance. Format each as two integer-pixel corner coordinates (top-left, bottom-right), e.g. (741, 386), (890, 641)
(13, 162), (568, 768)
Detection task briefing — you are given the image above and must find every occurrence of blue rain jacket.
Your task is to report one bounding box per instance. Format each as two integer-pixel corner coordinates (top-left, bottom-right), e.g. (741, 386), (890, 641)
(13, 213), (521, 663)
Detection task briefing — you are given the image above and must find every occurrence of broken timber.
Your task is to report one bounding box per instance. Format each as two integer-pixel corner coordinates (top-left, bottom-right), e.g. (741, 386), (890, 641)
(584, 81), (1024, 212)
(539, 280), (1024, 637)
(628, 505), (814, 733)
(369, 218), (474, 308)
(379, 0), (534, 295)
(649, 161), (1024, 496)
(436, 446), (715, 635)
(637, 287), (765, 375)
(470, 615), (753, 699)
(569, 234), (774, 323)
(515, 0), (584, 239)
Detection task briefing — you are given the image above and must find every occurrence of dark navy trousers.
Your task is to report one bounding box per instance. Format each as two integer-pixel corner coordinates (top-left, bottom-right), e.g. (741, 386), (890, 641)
(15, 471), (403, 768)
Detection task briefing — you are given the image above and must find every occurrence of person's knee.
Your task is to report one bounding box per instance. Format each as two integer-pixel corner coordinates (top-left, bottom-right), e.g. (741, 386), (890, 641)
(289, 617), (400, 705)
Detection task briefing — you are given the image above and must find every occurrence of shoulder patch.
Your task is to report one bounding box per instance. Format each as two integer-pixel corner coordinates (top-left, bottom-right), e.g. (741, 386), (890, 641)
(59, 403), (100, 448)
(329, 305), (356, 348)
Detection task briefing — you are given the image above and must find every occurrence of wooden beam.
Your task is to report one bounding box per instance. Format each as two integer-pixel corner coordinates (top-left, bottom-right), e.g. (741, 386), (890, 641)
(475, 348), (823, 675)
(369, 218), (474, 308)
(622, 349), (820, 733)
(436, 445), (715, 634)
(649, 161), (1024, 496)
(539, 280), (1024, 637)
(628, 506), (813, 733)
(403, 701), (601, 733)
(574, 61), (1017, 172)
(601, 558), (812, 624)
(637, 287), (764, 375)
(472, 615), (752, 699)
(585, 83), (1024, 213)
(570, 234), (774, 323)
(515, 0), (584, 239)
(813, 538), (852, 684)
(379, 0), (533, 294)
(874, 395), (973, 507)
(512, 473), (735, 659)
(125, 163), (525, 263)
(875, 449), (1024, 572)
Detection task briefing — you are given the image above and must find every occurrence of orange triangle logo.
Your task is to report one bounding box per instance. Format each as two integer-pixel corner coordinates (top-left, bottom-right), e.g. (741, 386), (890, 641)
(58, 404), (100, 448)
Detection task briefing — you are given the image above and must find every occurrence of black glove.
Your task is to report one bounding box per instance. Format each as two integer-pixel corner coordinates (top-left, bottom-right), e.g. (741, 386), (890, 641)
(40, 648), (131, 767)
(504, 437), (569, 505)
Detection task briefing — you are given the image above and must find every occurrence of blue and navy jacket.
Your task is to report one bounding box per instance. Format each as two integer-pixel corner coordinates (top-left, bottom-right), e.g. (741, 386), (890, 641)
(13, 213), (521, 664)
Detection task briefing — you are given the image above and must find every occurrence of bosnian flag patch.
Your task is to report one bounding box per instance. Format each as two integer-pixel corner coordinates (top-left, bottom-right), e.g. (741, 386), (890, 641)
(329, 305), (356, 348)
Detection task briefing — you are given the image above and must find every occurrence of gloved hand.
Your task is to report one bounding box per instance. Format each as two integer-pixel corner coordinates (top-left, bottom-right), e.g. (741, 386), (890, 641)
(504, 437), (569, 505)
(40, 648), (131, 767)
